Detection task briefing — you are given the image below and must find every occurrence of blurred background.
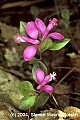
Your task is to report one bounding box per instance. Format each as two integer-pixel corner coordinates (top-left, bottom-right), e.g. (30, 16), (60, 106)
(0, 0), (80, 120)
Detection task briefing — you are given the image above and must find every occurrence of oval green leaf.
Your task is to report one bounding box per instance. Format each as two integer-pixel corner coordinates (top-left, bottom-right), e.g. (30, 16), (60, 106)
(49, 38), (70, 51)
(18, 81), (36, 97)
(32, 93), (49, 110)
(19, 95), (37, 110)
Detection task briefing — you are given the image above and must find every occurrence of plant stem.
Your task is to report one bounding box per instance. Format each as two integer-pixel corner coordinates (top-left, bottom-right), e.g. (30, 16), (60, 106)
(51, 94), (58, 106)
(40, 51), (42, 60)
(27, 108), (30, 120)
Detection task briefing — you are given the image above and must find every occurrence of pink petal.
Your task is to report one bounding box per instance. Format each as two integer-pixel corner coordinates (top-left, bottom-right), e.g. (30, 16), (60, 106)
(23, 45), (37, 61)
(26, 22), (38, 39)
(35, 18), (46, 36)
(48, 32), (64, 40)
(40, 74), (50, 86)
(22, 36), (40, 45)
(41, 85), (54, 93)
(37, 84), (42, 90)
(36, 68), (44, 84)
(42, 18), (57, 40)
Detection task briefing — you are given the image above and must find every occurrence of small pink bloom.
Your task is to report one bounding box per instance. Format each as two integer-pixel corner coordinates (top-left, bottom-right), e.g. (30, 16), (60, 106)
(23, 45), (37, 61)
(36, 68), (55, 94)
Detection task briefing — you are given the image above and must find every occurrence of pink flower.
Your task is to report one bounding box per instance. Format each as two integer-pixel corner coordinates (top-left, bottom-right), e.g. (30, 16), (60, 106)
(14, 18), (64, 61)
(36, 68), (56, 94)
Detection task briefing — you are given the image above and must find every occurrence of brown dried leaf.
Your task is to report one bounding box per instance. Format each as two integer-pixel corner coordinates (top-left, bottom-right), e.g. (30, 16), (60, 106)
(54, 84), (70, 95)
(64, 106), (80, 119)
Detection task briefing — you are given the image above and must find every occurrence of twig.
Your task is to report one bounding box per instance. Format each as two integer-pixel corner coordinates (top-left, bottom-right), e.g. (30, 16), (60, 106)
(63, 95), (80, 102)
(69, 92), (80, 96)
(53, 66), (80, 73)
(51, 94), (58, 106)
(1, 0), (45, 9)
(54, 67), (75, 90)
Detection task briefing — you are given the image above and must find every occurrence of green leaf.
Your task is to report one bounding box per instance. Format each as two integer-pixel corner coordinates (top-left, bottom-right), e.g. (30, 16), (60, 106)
(38, 38), (53, 52)
(20, 21), (26, 35)
(32, 93), (49, 110)
(30, 6), (39, 19)
(61, 9), (70, 21)
(29, 57), (39, 64)
(19, 96), (37, 110)
(18, 81), (36, 97)
(49, 38), (70, 51)
(32, 61), (47, 81)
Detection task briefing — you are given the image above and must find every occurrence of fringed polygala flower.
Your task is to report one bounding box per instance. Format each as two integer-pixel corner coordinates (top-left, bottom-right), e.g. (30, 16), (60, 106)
(36, 68), (57, 94)
(14, 18), (64, 61)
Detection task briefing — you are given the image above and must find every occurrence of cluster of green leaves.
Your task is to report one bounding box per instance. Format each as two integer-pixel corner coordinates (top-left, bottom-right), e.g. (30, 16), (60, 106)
(38, 37), (70, 52)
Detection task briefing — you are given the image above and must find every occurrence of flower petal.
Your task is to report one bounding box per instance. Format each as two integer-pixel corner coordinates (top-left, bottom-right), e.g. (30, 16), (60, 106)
(35, 18), (46, 36)
(22, 36), (40, 45)
(36, 68), (44, 84)
(42, 18), (57, 40)
(41, 85), (54, 93)
(26, 22), (38, 39)
(48, 32), (64, 40)
(37, 84), (42, 90)
(40, 74), (50, 86)
(23, 45), (37, 61)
